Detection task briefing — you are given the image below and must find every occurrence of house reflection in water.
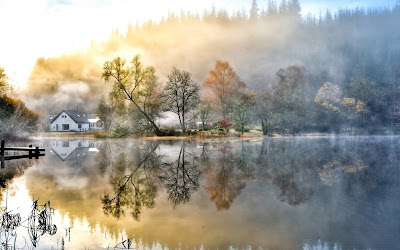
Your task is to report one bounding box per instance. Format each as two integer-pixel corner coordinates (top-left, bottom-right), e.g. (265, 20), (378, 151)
(50, 140), (102, 161)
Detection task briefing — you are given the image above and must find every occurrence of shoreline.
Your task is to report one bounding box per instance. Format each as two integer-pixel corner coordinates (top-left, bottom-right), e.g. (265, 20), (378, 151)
(29, 132), (400, 141)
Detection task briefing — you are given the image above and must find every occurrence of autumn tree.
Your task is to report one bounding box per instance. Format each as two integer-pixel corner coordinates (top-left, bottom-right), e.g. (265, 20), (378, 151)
(315, 82), (342, 132)
(0, 67), (10, 94)
(0, 68), (38, 139)
(163, 67), (200, 132)
(0, 96), (39, 139)
(217, 118), (232, 131)
(203, 60), (246, 119)
(102, 55), (163, 135)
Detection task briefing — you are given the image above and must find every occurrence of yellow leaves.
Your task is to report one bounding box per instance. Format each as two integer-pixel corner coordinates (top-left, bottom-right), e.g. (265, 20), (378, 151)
(315, 82), (342, 113)
(317, 159), (366, 186)
(342, 97), (355, 107)
(342, 98), (366, 116)
(355, 100), (366, 113)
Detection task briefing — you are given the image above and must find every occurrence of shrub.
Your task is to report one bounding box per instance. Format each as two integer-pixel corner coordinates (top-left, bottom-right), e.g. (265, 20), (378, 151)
(112, 126), (131, 138)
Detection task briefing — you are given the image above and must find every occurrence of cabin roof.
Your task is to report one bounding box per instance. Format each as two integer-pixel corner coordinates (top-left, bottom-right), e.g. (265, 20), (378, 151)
(51, 110), (89, 124)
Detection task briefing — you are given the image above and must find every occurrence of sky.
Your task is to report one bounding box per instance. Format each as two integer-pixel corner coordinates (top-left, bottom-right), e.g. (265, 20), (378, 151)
(0, 0), (398, 89)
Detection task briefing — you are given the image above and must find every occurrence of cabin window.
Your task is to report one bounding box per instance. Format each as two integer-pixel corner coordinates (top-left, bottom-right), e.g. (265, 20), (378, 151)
(78, 124), (82, 129)
(62, 124), (69, 130)
(62, 115), (67, 118)
(62, 141), (69, 147)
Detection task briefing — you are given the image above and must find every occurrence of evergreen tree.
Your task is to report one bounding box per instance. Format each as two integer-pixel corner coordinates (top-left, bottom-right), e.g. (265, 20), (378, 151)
(325, 9), (333, 23)
(250, 0), (259, 21)
(267, 0), (278, 16)
(288, 0), (301, 19)
(126, 23), (134, 41)
(279, 0), (287, 16)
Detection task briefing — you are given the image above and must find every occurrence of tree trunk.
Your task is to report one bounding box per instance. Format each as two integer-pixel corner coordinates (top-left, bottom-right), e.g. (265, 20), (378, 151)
(128, 93), (163, 136)
(261, 119), (269, 136)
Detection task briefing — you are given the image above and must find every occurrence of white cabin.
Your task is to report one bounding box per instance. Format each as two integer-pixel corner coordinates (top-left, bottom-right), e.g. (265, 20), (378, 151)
(50, 110), (103, 132)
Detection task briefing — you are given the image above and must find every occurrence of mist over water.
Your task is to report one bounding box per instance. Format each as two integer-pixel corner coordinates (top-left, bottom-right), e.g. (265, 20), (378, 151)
(0, 136), (399, 249)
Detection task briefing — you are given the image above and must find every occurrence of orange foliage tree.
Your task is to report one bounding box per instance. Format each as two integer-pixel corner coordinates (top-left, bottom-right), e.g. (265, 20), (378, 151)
(203, 61), (246, 119)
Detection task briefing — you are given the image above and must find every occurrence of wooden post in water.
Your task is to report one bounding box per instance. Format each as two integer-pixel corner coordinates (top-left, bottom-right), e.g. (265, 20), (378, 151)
(35, 147), (39, 159)
(1, 140), (4, 169)
(29, 144), (32, 159)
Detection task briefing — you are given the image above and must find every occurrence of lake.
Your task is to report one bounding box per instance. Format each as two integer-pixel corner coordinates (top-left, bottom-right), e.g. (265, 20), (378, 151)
(0, 136), (399, 249)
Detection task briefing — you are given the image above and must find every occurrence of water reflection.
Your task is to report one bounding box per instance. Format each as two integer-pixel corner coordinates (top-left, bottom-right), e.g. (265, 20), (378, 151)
(0, 197), (57, 249)
(101, 142), (159, 220)
(160, 144), (200, 208)
(201, 142), (251, 211)
(0, 207), (21, 248)
(114, 237), (135, 249)
(28, 200), (57, 247)
(1, 137), (399, 249)
(51, 140), (101, 161)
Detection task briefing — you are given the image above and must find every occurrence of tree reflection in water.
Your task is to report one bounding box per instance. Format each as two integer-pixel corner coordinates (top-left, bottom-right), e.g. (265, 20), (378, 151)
(0, 207), (21, 249)
(159, 144), (200, 208)
(28, 200), (57, 247)
(101, 142), (160, 220)
(202, 142), (252, 211)
(99, 137), (393, 223)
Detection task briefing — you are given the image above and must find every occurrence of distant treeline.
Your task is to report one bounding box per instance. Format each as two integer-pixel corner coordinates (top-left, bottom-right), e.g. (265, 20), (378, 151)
(23, 0), (400, 134)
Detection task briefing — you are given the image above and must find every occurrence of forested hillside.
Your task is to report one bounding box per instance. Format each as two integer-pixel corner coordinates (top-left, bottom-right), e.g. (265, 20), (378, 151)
(24, 0), (400, 133)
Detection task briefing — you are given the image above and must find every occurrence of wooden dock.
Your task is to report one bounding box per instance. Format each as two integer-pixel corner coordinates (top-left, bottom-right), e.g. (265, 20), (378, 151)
(0, 140), (45, 168)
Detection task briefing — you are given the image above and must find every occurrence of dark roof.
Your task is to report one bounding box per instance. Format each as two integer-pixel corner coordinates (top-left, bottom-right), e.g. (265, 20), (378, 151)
(51, 110), (89, 124)
(64, 147), (90, 161)
(46, 115), (57, 124)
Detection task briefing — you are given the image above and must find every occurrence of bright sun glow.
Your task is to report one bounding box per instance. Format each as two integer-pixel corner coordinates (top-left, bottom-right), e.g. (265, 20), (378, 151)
(0, 0), (397, 89)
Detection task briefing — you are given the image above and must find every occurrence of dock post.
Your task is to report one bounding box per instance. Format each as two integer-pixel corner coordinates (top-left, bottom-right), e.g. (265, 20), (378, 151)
(35, 147), (39, 159)
(1, 140), (4, 169)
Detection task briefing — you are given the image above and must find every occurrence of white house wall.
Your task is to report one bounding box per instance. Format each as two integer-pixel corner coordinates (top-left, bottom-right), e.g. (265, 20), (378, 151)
(51, 111), (77, 131)
(81, 123), (89, 131)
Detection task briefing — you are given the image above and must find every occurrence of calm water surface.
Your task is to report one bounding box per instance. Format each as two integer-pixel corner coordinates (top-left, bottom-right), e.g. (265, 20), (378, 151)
(0, 136), (399, 249)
